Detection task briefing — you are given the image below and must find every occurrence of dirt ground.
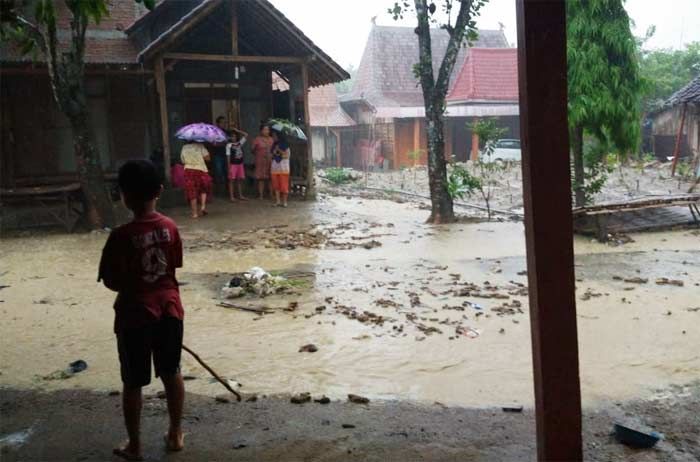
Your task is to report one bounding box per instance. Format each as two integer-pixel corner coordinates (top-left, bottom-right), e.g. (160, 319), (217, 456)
(1, 189), (698, 460)
(1, 383), (699, 462)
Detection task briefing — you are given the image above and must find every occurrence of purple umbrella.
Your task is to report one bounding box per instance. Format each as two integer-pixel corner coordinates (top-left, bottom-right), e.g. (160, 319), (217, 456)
(175, 123), (229, 143)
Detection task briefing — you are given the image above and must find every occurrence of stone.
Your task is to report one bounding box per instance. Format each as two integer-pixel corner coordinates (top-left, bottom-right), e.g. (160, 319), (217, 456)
(299, 344), (318, 353)
(291, 392), (311, 404)
(348, 394), (370, 404)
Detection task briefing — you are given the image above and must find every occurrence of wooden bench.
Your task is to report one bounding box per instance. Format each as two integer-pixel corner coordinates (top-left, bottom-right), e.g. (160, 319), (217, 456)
(572, 193), (700, 241)
(1, 183), (83, 232)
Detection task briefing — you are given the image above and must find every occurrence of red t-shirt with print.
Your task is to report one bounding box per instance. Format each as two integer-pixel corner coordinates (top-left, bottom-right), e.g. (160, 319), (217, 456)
(98, 212), (184, 332)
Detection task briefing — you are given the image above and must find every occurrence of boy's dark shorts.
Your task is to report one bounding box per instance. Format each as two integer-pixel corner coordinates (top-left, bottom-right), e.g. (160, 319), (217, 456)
(116, 317), (183, 388)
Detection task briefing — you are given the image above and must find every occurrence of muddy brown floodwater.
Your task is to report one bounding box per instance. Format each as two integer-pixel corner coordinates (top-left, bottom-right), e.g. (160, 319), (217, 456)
(0, 196), (698, 408)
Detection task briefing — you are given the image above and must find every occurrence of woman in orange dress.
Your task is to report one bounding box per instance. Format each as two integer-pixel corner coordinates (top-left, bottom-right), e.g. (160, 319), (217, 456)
(251, 124), (273, 200)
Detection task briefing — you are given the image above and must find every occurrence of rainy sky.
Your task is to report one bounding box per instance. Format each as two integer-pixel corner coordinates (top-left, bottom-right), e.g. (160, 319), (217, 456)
(270, 0), (700, 69)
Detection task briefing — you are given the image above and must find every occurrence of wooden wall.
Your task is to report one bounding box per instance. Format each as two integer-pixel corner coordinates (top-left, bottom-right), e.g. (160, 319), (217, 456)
(1, 74), (153, 184)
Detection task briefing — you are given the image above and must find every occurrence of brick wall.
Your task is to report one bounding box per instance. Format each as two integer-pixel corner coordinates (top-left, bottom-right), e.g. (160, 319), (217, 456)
(55, 1), (145, 31)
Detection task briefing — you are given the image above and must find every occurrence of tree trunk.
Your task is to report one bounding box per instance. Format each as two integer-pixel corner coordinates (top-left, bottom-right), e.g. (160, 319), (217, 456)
(412, 0), (456, 224)
(69, 111), (115, 229)
(426, 107), (455, 223)
(571, 125), (585, 207)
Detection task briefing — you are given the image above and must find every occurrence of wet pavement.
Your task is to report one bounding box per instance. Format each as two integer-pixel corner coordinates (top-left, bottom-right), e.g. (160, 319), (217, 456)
(0, 195), (698, 408)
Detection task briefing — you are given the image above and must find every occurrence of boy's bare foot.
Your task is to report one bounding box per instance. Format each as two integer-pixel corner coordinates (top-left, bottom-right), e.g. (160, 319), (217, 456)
(113, 441), (143, 461)
(200, 209), (208, 216)
(229, 197), (237, 203)
(164, 431), (185, 452)
(191, 214), (199, 219)
(239, 196), (249, 201)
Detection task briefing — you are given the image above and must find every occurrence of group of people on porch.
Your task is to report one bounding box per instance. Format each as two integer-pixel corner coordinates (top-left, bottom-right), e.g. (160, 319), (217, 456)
(172, 117), (291, 219)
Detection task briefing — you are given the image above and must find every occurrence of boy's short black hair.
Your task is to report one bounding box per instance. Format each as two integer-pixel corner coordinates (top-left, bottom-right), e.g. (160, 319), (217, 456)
(118, 160), (162, 201)
(216, 116), (226, 124)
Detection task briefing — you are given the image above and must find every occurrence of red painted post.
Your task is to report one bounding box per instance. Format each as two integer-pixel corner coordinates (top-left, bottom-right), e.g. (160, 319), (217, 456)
(671, 104), (687, 176)
(516, 1), (583, 461)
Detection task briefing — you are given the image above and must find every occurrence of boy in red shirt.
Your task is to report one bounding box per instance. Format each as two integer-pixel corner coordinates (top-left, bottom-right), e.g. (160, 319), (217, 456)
(99, 160), (185, 461)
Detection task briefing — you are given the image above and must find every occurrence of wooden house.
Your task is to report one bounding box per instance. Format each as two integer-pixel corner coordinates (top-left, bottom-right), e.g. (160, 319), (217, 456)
(0, 0), (349, 194)
(651, 76), (700, 175)
(338, 24), (518, 169)
(308, 84), (355, 167)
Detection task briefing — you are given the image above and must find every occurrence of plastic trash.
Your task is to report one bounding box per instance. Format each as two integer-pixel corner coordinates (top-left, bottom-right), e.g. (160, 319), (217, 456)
(69, 360), (88, 374)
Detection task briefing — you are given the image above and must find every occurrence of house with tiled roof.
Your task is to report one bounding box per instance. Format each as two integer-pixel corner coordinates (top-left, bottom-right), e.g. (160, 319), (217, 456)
(339, 24), (519, 168)
(651, 76), (700, 175)
(0, 0), (348, 196)
(446, 47), (519, 161)
(308, 85), (355, 166)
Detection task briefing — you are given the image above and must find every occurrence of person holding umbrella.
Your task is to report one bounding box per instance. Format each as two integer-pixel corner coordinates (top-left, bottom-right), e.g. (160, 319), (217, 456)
(176, 123), (228, 218)
(180, 141), (211, 218)
(270, 129), (291, 207)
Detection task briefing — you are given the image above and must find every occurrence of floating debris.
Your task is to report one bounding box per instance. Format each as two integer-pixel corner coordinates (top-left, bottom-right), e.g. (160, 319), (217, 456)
(455, 326), (480, 338)
(221, 267), (290, 298)
(491, 300), (524, 316)
(299, 344), (318, 353)
(655, 278), (684, 287)
(348, 394), (370, 404)
(580, 288), (604, 301)
(290, 392), (311, 404)
(375, 298), (401, 308)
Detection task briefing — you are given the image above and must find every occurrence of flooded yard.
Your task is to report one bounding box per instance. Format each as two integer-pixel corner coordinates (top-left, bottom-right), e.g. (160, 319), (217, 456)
(0, 195), (698, 408)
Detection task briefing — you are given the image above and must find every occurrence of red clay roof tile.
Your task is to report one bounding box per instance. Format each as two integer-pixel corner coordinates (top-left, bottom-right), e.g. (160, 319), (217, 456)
(447, 48), (519, 102)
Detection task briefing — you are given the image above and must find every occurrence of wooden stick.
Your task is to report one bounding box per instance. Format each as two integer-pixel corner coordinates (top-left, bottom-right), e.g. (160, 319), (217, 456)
(181, 344), (241, 401)
(218, 301), (273, 314)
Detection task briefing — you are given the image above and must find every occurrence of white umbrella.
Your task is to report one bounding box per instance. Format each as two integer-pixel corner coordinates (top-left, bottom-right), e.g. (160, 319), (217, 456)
(268, 118), (308, 141)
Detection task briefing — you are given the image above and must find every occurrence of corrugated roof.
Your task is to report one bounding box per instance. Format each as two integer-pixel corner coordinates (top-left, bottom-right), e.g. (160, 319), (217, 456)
(447, 48), (518, 103)
(309, 85), (356, 127)
(665, 76), (700, 106)
(345, 25), (510, 109)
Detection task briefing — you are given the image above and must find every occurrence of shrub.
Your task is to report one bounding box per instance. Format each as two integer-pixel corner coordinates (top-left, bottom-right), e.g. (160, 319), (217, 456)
(323, 167), (356, 185)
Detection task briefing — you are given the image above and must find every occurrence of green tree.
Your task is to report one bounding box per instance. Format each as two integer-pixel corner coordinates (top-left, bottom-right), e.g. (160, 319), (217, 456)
(639, 40), (700, 112)
(335, 63), (357, 95)
(567, 0), (644, 206)
(389, 0), (486, 223)
(469, 118), (507, 219)
(1, 0), (154, 229)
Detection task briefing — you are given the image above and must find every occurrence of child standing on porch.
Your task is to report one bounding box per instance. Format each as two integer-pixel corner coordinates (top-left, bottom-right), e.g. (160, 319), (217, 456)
(270, 129), (291, 207)
(99, 160), (186, 461)
(226, 127), (249, 202)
